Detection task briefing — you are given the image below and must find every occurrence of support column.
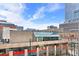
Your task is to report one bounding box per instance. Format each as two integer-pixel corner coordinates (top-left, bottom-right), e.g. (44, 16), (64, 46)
(9, 51), (13, 56)
(59, 44), (62, 55)
(78, 43), (79, 56)
(73, 43), (75, 56)
(37, 37), (38, 42)
(24, 49), (28, 56)
(37, 47), (39, 56)
(6, 49), (9, 54)
(54, 45), (56, 56)
(46, 46), (49, 56)
(66, 44), (68, 56)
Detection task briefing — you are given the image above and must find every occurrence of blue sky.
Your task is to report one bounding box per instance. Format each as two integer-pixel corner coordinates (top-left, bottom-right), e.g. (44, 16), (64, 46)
(0, 3), (65, 30)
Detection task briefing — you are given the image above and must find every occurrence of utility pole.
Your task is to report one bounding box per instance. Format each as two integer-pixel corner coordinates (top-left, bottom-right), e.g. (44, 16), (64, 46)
(59, 43), (62, 56)
(73, 43), (75, 56)
(29, 39), (32, 56)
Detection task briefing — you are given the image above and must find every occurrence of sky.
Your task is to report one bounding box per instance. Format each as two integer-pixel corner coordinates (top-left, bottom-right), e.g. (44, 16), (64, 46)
(0, 3), (65, 30)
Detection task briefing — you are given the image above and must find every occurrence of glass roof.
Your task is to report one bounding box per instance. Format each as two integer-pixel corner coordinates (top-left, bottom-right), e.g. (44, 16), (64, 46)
(34, 32), (59, 37)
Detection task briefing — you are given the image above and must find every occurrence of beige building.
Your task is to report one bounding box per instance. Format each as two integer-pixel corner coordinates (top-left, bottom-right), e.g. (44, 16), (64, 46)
(10, 31), (34, 43)
(0, 27), (35, 44)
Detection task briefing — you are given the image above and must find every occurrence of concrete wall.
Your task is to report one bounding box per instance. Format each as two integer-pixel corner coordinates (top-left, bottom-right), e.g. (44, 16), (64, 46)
(10, 31), (34, 43)
(59, 22), (79, 32)
(0, 40), (68, 49)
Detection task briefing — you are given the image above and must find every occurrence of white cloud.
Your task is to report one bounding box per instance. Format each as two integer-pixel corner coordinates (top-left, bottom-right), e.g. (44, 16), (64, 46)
(0, 3), (25, 14)
(27, 3), (62, 22)
(27, 6), (45, 22)
(45, 3), (62, 12)
(0, 3), (27, 28)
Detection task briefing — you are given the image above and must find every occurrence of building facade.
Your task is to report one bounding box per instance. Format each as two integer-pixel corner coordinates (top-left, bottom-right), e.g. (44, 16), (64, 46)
(0, 20), (23, 31)
(59, 3), (79, 56)
(0, 20), (23, 44)
(59, 3), (79, 38)
(65, 3), (79, 23)
(34, 31), (59, 42)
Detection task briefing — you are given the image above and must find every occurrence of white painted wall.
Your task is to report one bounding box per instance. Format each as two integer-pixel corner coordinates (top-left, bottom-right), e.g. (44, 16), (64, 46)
(2, 27), (17, 39)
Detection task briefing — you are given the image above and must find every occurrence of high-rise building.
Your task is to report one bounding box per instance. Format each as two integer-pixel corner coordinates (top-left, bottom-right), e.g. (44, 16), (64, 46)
(59, 4), (79, 41)
(60, 4), (79, 32)
(65, 3), (79, 23)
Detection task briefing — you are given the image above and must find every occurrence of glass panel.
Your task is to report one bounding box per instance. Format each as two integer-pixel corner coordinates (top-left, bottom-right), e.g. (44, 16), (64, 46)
(34, 32), (59, 37)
